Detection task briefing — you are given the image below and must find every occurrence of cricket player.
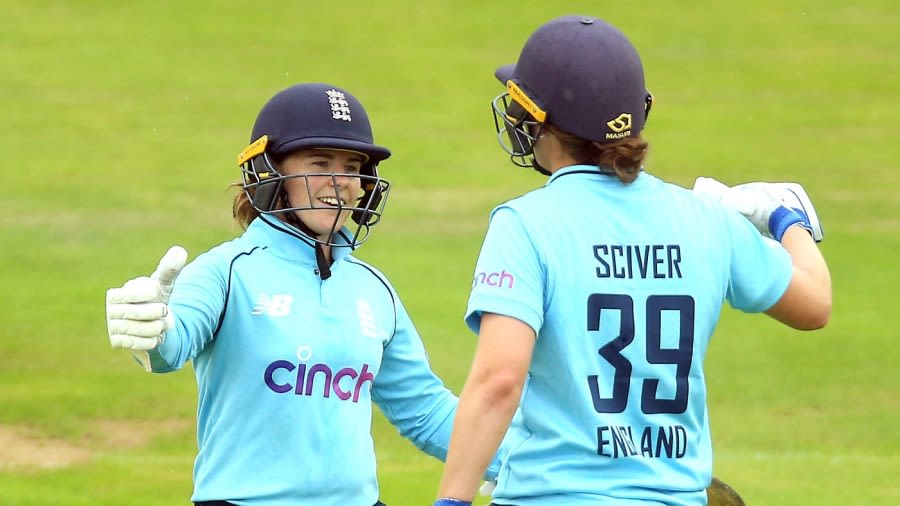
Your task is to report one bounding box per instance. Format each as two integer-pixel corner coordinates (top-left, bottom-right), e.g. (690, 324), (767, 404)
(105, 83), (499, 506)
(433, 15), (831, 506)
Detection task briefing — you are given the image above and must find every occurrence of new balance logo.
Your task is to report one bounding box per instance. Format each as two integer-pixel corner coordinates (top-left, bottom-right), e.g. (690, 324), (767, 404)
(252, 294), (293, 317)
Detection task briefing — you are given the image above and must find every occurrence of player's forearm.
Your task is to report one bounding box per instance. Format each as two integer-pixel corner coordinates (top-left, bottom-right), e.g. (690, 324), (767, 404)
(438, 375), (520, 500)
(783, 227), (831, 314)
(767, 226), (832, 329)
(781, 226), (831, 293)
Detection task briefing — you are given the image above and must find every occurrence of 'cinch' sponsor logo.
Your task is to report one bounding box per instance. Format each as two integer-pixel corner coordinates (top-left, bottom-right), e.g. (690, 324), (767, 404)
(473, 270), (515, 289)
(264, 360), (374, 402)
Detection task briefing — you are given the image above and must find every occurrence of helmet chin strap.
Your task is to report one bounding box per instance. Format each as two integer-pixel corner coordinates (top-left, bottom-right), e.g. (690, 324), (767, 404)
(524, 125), (550, 176)
(531, 157), (551, 176)
(279, 193), (333, 280)
(524, 135), (550, 175)
(314, 242), (332, 280)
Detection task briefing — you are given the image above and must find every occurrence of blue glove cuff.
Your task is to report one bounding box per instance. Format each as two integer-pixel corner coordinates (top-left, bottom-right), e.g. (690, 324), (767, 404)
(433, 499), (472, 506)
(768, 206), (810, 242)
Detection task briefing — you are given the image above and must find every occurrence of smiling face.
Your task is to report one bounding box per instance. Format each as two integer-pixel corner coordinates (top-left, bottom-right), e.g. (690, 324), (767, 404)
(277, 148), (367, 241)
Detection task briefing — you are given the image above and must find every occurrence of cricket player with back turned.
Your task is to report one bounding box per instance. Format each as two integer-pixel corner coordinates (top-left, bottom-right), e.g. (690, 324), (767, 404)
(433, 14), (831, 506)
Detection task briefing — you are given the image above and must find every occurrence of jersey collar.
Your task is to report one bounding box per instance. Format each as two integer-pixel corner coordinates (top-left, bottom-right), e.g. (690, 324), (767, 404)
(546, 164), (645, 186)
(245, 214), (354, 266)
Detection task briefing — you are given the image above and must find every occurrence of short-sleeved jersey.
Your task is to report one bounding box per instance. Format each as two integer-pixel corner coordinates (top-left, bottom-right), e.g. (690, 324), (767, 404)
(465, 167), (792, 506)
(145, 215), (465, 506)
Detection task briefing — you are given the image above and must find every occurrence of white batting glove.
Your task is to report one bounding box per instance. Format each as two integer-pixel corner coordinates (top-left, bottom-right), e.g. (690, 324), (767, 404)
(693, 177), (823, 242)
(741, 181), (823, 242)
(479, 480), (497, 496)
(106, 246), (188, 370)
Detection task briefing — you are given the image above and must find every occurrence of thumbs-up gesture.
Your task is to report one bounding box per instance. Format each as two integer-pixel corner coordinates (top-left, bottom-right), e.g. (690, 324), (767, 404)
(106, 246), (188, 353)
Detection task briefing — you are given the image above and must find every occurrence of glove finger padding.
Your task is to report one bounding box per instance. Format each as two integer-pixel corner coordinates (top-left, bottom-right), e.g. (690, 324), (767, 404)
(106, 278), (170, 350)
(107, 316), (172, 338)
(106, 302), (168, 321)
(109, 333), (164, 351)
(107, 311), (173, 350)
(105, 246), (187, 353)
(106, 277), (164, 304)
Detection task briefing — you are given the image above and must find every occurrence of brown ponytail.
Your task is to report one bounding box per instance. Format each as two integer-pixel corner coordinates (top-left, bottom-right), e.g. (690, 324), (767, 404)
(545, 125), (649, 184)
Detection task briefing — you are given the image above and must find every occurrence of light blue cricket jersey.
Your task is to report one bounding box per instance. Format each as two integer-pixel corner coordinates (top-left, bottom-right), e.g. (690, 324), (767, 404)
(144, 214), (470, 505)
(466, 167), (793, 506)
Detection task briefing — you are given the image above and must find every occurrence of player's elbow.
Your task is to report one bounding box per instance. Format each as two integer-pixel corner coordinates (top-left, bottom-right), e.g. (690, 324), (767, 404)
(765, 268), (833, 331)
(798, 286), (832, 330)
(472, 370), (524, 410)
(798, 298), (831, 330)
(766, 293), (831, 330)
(789, 313), (829, 331)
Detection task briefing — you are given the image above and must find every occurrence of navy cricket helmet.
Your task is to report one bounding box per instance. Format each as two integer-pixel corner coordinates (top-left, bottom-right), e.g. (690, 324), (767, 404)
(237, 83), (392, 247)
(492, 15), (654, 170)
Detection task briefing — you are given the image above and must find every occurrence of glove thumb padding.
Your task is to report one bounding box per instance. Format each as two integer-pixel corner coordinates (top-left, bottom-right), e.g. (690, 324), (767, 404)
(150, 245), (188, 301)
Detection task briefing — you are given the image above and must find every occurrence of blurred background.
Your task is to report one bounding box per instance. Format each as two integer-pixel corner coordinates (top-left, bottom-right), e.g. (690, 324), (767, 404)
(1, 1), (897, 504)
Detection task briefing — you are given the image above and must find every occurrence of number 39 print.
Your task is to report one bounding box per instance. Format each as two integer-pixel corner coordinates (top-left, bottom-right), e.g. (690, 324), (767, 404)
(586, 294), (695, 415)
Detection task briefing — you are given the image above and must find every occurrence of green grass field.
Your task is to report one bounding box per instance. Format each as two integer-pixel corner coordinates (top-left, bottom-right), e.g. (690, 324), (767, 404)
(1, 1), (898, 504)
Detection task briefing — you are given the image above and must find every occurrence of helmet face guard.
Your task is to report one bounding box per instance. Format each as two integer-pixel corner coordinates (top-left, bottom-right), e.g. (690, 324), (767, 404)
(239, 136), (391, 248)
(491, 81), (652, 176)
(492, 80), (548, 173)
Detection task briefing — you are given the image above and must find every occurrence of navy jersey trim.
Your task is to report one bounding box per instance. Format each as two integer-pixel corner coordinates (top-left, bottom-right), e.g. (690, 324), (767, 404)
(549, 169), (613, 182)
(259, 216), (316, 248)
(345, 258), (397, 347)
(212, 246), (266, 337)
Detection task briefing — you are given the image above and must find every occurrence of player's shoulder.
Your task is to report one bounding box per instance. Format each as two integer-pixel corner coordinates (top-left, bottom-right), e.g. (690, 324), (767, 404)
(184, 235), (265, 274)
(655, 177), (769, 249)
(343, 254), (386, 279)
(491, 186), (547, 217)
(645, 173), (697, 197)
(655, 176), (730, 215)
(343, 254), (397, 297)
